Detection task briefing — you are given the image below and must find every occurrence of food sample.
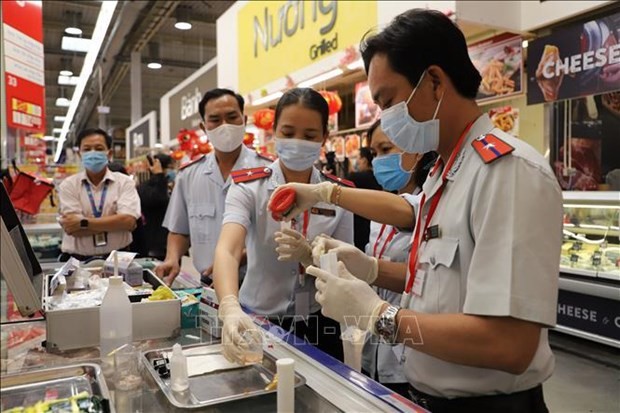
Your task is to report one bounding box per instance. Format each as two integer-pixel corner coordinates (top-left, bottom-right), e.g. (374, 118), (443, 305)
(536, 45), (564, 101)
(601, 92), (620, 117)
(268, 187), (296, 221)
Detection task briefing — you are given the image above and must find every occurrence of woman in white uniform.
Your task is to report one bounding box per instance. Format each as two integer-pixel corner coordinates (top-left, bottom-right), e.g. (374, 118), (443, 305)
(361, 121), (437, 397)
(213, 88), (354, 363)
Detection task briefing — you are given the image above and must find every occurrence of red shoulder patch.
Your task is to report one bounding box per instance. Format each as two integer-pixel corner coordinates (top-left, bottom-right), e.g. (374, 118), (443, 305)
(231, 167), (272, 184)
(471, 134), (514, 164)
(179, 155), (205, 170)
(256, 151), (277, 162)
(320, 171), (355, 187)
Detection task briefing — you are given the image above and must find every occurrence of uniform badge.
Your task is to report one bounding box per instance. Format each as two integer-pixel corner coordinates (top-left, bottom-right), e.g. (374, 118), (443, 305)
(472, 134), (514, 164)
(320, 171), (355, 187)
(231, 167), (272, 184)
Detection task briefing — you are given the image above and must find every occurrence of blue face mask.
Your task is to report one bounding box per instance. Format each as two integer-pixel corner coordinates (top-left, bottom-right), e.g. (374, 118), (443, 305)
(372, 153), (412, 192)
(81, 151), (109, 173)
(166, 170), (177, 182)
(275, 138), (322, 171)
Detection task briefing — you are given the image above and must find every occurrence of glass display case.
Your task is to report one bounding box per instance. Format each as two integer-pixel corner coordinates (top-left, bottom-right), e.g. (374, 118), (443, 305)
(22, 214), (62, 264)
(557, 191), (619, 348)
(561, 192), (620, 281)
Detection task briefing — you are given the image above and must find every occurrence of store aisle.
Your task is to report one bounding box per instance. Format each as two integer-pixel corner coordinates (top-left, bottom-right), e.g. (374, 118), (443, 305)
(545, 333), (620, 413)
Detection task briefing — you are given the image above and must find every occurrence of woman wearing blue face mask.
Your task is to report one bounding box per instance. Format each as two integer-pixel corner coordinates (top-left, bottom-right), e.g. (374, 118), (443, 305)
(213, 88), (354, 364)
(361, 121), (436, 397)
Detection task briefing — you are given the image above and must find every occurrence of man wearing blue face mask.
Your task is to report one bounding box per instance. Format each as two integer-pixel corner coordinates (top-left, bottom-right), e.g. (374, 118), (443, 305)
(57, 128), (141, 261)
(272, 9), (562, 412)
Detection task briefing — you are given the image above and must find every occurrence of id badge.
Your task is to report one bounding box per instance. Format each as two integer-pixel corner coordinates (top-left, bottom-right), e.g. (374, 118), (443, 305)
(93, 232), (108, 247)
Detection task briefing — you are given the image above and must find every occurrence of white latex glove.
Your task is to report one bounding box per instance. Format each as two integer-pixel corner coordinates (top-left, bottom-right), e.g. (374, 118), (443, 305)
(312, 235), (378, 284)
(274, 228), (313, 268)
(306, 262), (386, 332)
(269, 182), (335, 221)
(218, 295), (263, 364)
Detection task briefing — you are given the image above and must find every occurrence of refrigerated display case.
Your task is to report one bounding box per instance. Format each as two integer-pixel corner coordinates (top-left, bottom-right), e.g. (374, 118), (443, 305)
(556, 191), (620, 348)
(22, 214), (62, 264)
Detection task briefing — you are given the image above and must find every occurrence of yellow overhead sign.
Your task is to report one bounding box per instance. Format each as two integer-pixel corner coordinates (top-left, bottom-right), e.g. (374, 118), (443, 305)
(238, 0), (377, 94)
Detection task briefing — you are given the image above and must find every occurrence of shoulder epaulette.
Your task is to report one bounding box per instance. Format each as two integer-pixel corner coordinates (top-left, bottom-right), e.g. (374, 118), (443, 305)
(231, 167), (272, 184)
(256, 151), (277, 162)
(179, 155), (205, 170)
(471, 134), (514, 164)
(320, 171), (355, 187)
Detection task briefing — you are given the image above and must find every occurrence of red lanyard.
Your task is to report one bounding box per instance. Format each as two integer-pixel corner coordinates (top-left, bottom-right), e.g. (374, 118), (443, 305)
(404, 121), (474, 295)
(373, 224), (397, 259)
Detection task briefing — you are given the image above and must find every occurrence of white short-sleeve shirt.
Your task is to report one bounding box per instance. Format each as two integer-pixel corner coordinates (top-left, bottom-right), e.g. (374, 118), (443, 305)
(57, 168), (141, 256)
(403, 114), (563, 397)
(162, 146), (271, 273)
(223, 160), (354, 316)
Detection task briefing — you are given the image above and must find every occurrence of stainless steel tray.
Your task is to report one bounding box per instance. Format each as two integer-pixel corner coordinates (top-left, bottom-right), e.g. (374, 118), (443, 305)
(142, 343), (306, 409)
(0, 363), (114, 412)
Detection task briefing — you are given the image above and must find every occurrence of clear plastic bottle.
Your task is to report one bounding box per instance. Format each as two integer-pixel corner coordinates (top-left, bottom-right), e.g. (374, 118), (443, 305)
(100, 276), (132, 357)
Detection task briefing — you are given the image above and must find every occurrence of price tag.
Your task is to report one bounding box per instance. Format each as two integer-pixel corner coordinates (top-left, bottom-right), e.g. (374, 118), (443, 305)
(570, 254), (579, 263)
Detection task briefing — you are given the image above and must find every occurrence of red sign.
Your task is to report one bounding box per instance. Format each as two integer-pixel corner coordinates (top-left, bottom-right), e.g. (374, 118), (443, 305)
(2, 0), (46, 132)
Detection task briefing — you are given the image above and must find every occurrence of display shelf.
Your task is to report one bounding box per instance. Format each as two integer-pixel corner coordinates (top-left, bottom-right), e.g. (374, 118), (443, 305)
(597, 271), (620, 282)
(23, 223), (61, 235)
(563, 191), (620, 203)
(553, 325), (620, 349)
(560, 266), (598, 278)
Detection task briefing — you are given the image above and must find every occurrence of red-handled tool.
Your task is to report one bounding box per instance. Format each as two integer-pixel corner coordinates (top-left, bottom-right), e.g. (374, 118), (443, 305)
(269, 187), (296, 221)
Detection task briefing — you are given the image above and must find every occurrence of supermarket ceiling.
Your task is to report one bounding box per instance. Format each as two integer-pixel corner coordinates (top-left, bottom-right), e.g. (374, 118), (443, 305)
(42, 0), (234, 143)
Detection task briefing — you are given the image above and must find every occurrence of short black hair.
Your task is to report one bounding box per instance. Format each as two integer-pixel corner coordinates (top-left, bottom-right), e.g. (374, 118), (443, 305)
(366, 119), (381, 146)
(414, 151), (439, 188)
(359, 147), (374, 166)
(361, 9), (481, 99)
(274, 88), (329, 135)
(76, 128), (112, 149)
(199, 88), (245, 120)
(108, 161), (128, 175)
(154, 153), (173, 169)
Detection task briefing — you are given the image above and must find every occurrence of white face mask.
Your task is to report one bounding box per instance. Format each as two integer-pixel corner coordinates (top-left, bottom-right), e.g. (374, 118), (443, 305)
(380, 70), (443, 154)
(275, 138), (322, 171)
(206, 123), (245, 152)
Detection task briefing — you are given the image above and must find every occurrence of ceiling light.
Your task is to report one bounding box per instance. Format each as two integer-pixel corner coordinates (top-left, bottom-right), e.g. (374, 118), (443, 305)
(43, 136), (58, 141)
(65, 11), (83, 36)
(65, 27), (82, 36)
(298, 68), (343, 88)
(147, 42), (162, 70)
(174, 7), (192, 30)
(55, 97), (70, 107)
(253, 91), (283, 106)
(54, 116), (66, 122)
(55, 1), (118, 162)
(58, 75), (80, 86)
(346, 59), (364, 71)
(61, 36), (92, 53)
(52, 128), (63, 134)
(522, 39), (529, 49)
(60, 69), (73, 76)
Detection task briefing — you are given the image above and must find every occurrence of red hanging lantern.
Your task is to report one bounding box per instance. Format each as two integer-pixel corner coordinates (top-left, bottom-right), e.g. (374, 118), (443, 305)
(319, 90), (342, 115)
(253, 108), (275, 130)
(243, 132), (255, 147)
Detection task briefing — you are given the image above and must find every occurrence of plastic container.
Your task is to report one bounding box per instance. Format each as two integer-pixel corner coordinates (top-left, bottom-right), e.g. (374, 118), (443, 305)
(170, 343), (189, 392)
(99, 276), (133, 358)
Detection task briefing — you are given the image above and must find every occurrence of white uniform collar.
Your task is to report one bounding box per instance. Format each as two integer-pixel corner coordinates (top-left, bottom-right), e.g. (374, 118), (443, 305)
(80, 168), (116, 187)
(203, 145), (255, 175)
(267, 160), (322, 191)
(445, 114), (495, 182)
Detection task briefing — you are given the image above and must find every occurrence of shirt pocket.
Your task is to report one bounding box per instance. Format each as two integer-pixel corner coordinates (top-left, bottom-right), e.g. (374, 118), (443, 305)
(189, 203), (216, 243)
(417, 237), (460, 313)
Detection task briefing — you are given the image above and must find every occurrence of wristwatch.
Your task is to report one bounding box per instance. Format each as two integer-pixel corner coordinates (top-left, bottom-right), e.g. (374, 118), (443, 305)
(375, 304), (400, 344)
(80, 218), (89, 229)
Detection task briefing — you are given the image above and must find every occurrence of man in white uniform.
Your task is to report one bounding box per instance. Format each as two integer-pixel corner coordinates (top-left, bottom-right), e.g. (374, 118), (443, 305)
(275, 9), (562, 413)
(156, 88), (272, 285)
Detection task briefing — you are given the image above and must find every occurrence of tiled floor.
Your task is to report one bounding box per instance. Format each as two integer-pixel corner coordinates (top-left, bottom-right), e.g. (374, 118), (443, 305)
(545, 333), (620, 413)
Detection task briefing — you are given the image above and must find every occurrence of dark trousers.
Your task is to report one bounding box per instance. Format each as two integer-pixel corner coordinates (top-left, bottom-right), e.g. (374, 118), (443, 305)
(58, 245), (129, 263)
(270, 311), (344, 362)
(408, 384), (549, 413)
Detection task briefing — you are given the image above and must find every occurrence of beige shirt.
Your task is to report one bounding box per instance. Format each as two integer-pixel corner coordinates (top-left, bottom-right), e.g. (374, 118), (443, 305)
(404, 114), (563, 397)
(58, 169), (141, 256)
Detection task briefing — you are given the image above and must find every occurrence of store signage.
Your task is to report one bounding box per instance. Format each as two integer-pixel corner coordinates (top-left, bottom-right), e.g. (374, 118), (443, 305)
(159, 59), (217, 146)
(527, 11), (620, 105)
(237, 0), (377, 94)
(556, 289), (620, 342)
(2, 0), (45, 132)
(468, 33), (524, 104)
(125, 111), (157, 161)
